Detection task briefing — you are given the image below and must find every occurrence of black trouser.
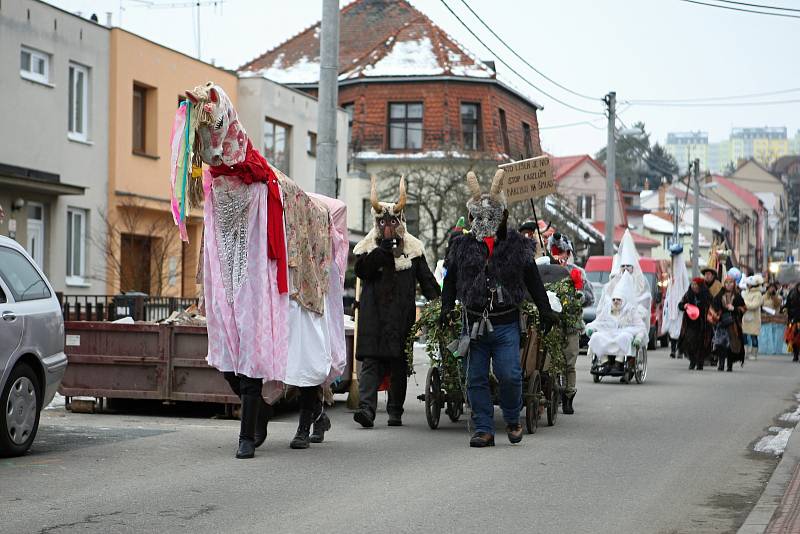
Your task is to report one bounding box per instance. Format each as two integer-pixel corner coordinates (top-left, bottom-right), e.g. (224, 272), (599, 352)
(670, 338), (680, 357)
(717, 350), (726, 370)
(223, 372), (263, 397)
(297, 385), (323, 415)
(358, 357), (408, 419)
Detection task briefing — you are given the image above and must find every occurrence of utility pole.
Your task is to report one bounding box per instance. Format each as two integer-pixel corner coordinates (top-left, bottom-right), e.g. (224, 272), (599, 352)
(692, 159), (701, 277)
(604, 92), (616, 256)
(314, 0), (340, 198)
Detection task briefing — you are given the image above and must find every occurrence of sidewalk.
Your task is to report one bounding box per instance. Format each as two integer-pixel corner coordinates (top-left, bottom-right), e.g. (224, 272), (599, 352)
(739, 422), (800, 533)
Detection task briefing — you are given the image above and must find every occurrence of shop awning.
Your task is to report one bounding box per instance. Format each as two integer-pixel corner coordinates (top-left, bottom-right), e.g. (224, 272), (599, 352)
(0, 163), (85, 196)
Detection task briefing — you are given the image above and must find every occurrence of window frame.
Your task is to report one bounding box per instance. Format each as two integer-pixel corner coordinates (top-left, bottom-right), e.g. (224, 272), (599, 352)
(522, 122), (533, 158)
(498, 108), (510, 155)
(68, 62), (90, 141)
(263, 116), (291, 175)
(343, 102), (354, 146)
(307, 131), (317, 157)
(387, 102), (424, 151)
(460, 102), (481, 151)
(132, 84), (147, 154)
(577, 194), (595, 220)
(66, 207), (87, 284)
(20, 45), (50, 84)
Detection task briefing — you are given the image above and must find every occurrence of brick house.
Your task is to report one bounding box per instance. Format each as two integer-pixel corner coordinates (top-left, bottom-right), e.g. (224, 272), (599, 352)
(239, 0), (543, 257)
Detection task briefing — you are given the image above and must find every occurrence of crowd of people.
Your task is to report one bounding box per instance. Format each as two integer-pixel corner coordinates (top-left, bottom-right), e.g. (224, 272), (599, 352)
(661, 245), (800, 372)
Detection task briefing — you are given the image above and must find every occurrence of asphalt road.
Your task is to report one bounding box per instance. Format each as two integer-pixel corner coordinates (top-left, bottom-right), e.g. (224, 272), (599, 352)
(2, 348), (800, 534)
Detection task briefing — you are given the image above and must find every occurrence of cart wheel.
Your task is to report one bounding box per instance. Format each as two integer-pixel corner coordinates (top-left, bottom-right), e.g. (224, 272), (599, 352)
(635, 347), (648, 384)
(592, 374), (601, 383)
(525, 372), (541, 434)
(425, 367), (442, 429)
(546, 374), (559, 426)
(446, 399), (463, 423)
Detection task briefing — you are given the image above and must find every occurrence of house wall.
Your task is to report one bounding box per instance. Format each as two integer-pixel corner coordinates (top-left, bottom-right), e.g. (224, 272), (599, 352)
(108, 28), (237, 296)
(0, 0), (109, 294)
(338, 80), (541, 158)
(556, 160), (624, 227)
(237, 77), (348, 195)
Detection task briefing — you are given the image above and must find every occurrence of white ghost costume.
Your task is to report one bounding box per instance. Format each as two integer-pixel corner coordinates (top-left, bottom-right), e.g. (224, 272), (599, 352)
(596, 229), (652, 330)
(662, 251), (689, 339)
(587, 272), (649, 358)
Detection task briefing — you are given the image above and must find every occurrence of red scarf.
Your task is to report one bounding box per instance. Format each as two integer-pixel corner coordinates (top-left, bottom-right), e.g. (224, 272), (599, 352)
(209, 141), (288, 294)
(483, 237), (496, 258)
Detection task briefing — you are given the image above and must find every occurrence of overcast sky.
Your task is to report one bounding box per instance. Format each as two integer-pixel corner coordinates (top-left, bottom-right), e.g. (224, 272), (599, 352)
(46, 0), (800, 157)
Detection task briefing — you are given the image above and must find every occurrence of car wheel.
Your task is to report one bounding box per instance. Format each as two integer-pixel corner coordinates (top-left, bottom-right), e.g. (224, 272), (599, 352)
(0, 363), (41, 457)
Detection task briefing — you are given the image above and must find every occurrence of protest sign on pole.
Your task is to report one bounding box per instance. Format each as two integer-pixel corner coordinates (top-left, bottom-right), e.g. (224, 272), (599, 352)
(498, 155), (555, 204)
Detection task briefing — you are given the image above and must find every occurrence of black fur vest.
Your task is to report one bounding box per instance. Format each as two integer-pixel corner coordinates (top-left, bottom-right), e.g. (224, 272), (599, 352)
(447, 230), (534, 311)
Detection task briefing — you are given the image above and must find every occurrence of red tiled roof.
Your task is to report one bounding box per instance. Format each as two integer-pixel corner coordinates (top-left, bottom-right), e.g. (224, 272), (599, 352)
(550, 154), (606, 181)
(590, 222), (660, 247)
(239, 0), (494, 83)
(712, 175), (762, 211)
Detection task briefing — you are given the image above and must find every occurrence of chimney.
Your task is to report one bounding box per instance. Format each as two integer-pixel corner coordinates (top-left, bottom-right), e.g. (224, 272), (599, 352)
(643, 177), (650, 191)
(106, 12), (113, 27)
(658, 178), (667, 212)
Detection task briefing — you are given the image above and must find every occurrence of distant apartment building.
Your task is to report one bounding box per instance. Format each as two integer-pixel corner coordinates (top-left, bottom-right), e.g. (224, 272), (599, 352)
(0, 0), (110, 295)
(731, 127), (789, 168)
(666, 131), (708, 173)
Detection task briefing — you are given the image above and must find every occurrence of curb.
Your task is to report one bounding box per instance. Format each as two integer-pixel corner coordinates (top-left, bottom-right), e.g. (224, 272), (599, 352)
(739, 422), (800, 533)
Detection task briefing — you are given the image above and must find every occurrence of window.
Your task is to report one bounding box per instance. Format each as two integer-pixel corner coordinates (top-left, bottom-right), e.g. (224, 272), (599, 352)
(577, 195), (594, 220)
(388, 102), (423, 150)
(66, 208), (87, 282)
(0, 247), (51, 302)
(264, 117), (290, 174)
(498, 109), (510, 155)
(68, 63), (89, 141)
(20, 46), (50, 84)
(461, 103), (481, 150)
(522, 122), (533, 158)
(343, 102), (354, 145)
(307, 131), (317, 157)
(132, 85), (147, 153)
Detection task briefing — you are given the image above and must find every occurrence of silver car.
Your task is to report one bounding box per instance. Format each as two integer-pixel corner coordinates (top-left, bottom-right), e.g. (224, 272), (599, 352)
(0, 235), (67, 456)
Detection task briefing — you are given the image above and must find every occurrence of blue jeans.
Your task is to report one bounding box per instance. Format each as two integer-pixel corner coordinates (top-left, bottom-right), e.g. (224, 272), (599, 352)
(466, 322), (522, 435)
(743, 334), (759, 348)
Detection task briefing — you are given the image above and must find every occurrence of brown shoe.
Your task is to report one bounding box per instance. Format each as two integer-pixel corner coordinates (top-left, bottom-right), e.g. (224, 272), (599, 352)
(469, 432), (495, 448)
(506, 423), (523, 444)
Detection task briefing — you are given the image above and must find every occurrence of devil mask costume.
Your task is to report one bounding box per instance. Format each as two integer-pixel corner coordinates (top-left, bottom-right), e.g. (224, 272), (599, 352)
(441, 169), (553, 447)
(352, 177), (440, 427)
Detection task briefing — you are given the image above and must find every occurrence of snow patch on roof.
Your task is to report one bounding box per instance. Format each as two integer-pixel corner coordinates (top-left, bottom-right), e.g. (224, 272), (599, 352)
(242, 54), (320, 84)
(643, 213), (691, 235)
(361, 37), (444, 77)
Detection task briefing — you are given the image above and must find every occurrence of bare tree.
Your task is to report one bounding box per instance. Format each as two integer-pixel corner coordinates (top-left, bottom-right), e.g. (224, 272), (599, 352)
(89, 197), (182, 296)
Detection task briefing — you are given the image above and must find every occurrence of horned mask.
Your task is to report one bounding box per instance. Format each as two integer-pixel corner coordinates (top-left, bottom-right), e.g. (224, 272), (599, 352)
(466, 169), (506, 241)
(370, 176), (408, 241)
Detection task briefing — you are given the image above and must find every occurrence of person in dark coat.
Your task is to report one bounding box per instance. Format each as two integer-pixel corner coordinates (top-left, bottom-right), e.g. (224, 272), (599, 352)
(352, 177), (440, 428)
(678, 277), (712, 370)
(441, 170), (554, 448)
(711, 275), (747, 371)
(783, 282), (800, 361)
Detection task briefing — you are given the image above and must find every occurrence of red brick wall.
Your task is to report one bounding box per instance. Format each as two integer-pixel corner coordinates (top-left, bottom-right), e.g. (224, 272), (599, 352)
(328, 80), (541, 157)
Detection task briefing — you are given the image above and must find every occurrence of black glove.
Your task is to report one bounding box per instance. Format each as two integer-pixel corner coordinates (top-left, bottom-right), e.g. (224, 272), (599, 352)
(379, 238), (395, 251)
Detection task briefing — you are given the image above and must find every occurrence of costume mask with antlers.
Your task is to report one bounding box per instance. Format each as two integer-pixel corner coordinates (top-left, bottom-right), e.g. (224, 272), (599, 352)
(370, 176), (408, 244)
(466, 169), (507, 240)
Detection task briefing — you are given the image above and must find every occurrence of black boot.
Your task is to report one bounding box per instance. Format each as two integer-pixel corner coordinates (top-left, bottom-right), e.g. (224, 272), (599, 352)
(236, 394), (260, 459)
(254, 399), (273, 448)
(290, 409), (314, 449)
(309, 412), (331, 443)
(563, 392), (575, 415)
(794, 351), (799, 362)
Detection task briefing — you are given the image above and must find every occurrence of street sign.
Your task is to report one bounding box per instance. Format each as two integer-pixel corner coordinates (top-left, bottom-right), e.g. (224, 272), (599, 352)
(498, 155), (555, 204)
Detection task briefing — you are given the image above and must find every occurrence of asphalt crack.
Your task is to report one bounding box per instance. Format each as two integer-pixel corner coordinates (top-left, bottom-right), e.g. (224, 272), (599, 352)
(38, 510), (126, 533)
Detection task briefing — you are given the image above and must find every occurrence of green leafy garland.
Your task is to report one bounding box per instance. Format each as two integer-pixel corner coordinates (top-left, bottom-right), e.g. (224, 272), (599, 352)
(406, 278), (584, 379)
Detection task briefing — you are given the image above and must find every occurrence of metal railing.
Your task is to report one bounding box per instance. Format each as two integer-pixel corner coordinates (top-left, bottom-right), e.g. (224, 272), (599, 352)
(59, 294), (199, 322)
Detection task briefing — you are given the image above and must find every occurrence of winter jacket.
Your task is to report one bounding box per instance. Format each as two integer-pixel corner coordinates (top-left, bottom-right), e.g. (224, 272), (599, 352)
(712, 289), (746, 358)
(742, 287), (764, 336)
(677, 287), (711, 356)
(355, 246), (440, 361)
(784, 287), (800, 323)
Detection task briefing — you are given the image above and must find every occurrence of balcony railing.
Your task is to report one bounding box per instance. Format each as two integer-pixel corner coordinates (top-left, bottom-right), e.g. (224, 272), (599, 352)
(59, 294), (199, 323)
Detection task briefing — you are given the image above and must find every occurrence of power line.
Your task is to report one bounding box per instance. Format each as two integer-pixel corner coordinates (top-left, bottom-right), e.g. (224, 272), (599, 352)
(679, 0), (800, 19)
(628, 98), (800, 107)
(713, 0), (800, 13)
(627, 87), (800, 104)
(455, 0), (600, 102)
(438, 0), (605, 116)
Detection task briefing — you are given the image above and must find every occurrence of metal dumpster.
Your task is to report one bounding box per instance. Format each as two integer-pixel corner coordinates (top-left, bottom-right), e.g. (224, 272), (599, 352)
(60, 322), (355, 405)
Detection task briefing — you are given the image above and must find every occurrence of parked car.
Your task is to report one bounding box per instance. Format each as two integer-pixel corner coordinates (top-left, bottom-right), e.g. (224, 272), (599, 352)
(583, 256), (670, 350)
(0, 236), (67, 457)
